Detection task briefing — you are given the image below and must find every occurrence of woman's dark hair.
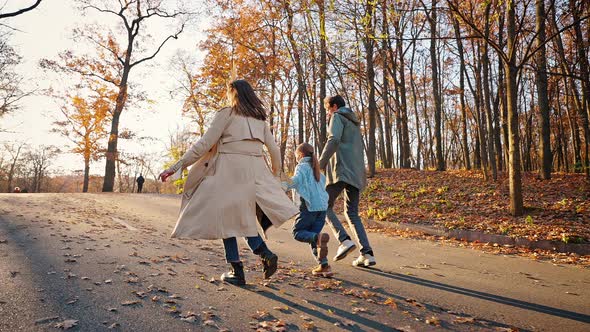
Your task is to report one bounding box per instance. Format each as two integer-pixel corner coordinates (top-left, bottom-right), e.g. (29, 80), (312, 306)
(296, 143), (321, 182)
(228, 80), (267, 120)
(325, 95), (346, 109)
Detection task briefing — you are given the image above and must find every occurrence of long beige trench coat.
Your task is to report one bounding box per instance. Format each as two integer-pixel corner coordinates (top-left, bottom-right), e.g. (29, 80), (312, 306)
(168, 107), (298, 240)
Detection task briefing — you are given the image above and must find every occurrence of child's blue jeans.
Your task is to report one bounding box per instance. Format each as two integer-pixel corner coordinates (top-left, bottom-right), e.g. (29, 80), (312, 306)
(292, 198), (327, 264)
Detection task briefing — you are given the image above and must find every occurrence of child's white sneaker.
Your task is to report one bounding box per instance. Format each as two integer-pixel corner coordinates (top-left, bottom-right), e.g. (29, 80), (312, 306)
(352, 254), (376, 267)
(333, 239), (356, 261)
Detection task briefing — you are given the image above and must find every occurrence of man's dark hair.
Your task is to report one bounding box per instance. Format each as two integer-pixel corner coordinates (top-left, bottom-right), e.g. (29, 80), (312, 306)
(326, 95), (346, 108)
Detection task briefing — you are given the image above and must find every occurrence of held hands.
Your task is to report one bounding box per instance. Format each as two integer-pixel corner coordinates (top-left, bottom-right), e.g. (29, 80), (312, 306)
(158, 170), (175, 182)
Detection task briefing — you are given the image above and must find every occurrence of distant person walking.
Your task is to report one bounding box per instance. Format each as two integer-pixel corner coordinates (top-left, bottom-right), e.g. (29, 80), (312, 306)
(136, 174), (145, 193)
(319, 95), (376, 267)
(159, 79), (298, 286)
(284, 143), (332, 277)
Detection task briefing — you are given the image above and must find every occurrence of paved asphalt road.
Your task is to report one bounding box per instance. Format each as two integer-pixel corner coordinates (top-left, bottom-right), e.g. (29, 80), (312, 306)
(0, 193), (588, 331)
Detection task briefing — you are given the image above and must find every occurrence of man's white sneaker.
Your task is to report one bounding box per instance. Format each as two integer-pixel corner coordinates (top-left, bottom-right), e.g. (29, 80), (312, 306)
(333, 239), (356, 261)
(352, 254), (376, 267)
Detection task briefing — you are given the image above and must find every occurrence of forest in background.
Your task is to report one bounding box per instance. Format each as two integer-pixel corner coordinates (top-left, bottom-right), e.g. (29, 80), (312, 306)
(0, 0), (589, 218)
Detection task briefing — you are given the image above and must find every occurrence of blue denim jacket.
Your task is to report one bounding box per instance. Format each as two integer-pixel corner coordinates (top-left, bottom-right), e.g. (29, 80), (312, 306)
(286, 157), (329, 212)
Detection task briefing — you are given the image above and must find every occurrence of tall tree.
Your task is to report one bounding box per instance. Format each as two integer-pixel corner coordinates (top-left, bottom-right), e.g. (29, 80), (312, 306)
(535, 0), (552, 179)
(3, 142), (24, 192)
(426, 0), (445, 171)
(283, 1), (305, 145)
(317, 0), (327, 148)
(451, 16), (471, 170)
(76, 0), (189, 192)
(0, 35), (31, 127)
(52, 86), (113, 192)
(364, 0), (377, 176)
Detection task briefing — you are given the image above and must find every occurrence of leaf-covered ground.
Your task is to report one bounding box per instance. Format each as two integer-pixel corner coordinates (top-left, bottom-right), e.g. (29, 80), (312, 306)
(356, 169), (589, 243)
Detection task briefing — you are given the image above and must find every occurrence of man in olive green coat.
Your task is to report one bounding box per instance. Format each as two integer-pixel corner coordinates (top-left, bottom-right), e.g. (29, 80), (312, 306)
(319, 95), (376, 267)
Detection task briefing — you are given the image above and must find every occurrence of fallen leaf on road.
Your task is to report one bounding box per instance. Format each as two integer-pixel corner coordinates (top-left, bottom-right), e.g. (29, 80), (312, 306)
(453, 316), (475, 324)
(121, 300), (140, 306)
(54, 319), (78, 329)
(108, 323), (120, 329)
(202, 311), (215, 320)
(426, 316), (441, 326)
(203, 320), (217, 327)
(134, 291), (147, 299)
(383, 298), (398, 309)
(34, 316), (59, 324)
(352, 307), (368, 314)
(404, 298), (423, 308)
(252, 310), (270, 320)
(302, 321), (316, 330)
(341, 320), (355, 326)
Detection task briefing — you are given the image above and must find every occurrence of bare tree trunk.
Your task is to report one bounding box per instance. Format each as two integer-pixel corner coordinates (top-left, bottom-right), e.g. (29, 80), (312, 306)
(365, 0), (377, 177)
(551, 5), (584, 172)
(571, 0), (590, 178)
(452, 17), (471, 170)
(536, 0), (552, 179)
(506, 0), (524, 216)
(428, 0), (445, 171)
(410, 42), (422, 170)
(6, 144), (23, 193)
(397, 37), (411, 168)
(482, 3), (497, 180)
(283, 1), (305, 146)
(317, 0), (327, 147)
(83, 157), (90, 193)
(377, 111), (386, 167)
(475, 42), (489, 179)
(381, 0), (393, 168)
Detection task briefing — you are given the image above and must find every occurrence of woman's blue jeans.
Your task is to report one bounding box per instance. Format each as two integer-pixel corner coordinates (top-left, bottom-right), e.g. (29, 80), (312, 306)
(222, 236), (263, 262)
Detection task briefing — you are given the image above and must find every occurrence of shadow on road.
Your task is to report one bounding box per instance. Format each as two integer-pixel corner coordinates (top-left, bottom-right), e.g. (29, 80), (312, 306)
(331, 276), (528, 331)
(364, 267), (590, 324)
(246, 288), (368, 331)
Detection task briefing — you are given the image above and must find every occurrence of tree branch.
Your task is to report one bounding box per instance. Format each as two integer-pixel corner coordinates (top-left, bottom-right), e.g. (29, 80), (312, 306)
(446, 0), (508, 64)
(130, 23), (185, 68)
(0, 0), (42, 19)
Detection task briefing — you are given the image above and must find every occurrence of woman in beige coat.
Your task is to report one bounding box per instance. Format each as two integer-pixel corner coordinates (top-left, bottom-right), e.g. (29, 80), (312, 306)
(159, 80), (298, 285)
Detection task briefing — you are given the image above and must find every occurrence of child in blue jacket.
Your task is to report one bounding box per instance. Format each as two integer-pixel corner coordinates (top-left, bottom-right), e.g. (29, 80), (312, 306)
(284, 143), (332, 277)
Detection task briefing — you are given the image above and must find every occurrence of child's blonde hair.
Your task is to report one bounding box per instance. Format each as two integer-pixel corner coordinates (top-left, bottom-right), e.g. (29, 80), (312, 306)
(296, 143), (321, 182)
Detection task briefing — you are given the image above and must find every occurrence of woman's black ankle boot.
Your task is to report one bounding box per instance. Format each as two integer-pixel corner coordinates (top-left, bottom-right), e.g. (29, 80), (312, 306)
(221, 261), (245, 286)
(254, 243), (278, 279)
